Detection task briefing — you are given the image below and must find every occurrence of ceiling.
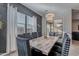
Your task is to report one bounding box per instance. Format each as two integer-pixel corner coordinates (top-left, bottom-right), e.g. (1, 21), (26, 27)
(22, 3), (79, 19)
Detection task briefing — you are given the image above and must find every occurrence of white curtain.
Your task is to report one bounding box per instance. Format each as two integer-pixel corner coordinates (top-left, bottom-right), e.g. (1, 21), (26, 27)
(32, 16), (37, 32)
(7, 4), (17, 53)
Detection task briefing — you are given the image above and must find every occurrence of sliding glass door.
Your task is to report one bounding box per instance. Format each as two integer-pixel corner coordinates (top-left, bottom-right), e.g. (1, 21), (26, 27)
(0, 3), (7, 55)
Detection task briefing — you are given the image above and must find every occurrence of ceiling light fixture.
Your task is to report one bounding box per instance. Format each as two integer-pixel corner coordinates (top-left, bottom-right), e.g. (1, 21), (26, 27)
(45, 12), (55, 23)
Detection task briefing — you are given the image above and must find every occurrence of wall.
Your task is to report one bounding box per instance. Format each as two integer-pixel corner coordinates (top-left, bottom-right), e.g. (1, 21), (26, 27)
(72, 11), (79, 32)
(72, 20), (79, 32)
(72, 13), (79, 19)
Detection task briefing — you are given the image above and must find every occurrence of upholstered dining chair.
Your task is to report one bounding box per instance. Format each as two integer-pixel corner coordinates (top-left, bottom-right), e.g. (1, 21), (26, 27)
(48, 33), (71, 56)
(61, 33), (71, 56)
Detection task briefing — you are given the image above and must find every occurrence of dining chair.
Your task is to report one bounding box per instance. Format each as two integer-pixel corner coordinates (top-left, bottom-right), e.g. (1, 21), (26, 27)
(61, 33), (71, 56)
(49, 33), (71, 56)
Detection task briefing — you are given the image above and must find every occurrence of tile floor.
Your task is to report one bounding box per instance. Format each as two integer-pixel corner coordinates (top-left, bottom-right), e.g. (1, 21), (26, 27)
(69, 40), (79, 56)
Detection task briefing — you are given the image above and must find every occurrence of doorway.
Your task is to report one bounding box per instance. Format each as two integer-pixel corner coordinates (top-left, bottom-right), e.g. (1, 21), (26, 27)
(70, 10), (79, 56)
(72, 10), (79, 41)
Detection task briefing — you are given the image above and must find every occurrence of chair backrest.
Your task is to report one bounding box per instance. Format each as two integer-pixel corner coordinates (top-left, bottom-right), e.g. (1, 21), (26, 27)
(37, 32), (42, 37)
(49, 32), (54, 36)
(18, 33), (31, 38)
(16, 36), (31, 56)
(61, 33), (71, 56)
(32, 32), (37, 39)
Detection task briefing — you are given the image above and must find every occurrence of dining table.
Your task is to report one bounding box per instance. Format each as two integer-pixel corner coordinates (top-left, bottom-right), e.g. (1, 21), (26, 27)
(29, 36), (59, 55)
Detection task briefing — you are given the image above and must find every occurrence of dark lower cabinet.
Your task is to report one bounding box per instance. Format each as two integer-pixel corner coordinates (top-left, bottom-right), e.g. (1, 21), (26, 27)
(72, 32), (79, 41)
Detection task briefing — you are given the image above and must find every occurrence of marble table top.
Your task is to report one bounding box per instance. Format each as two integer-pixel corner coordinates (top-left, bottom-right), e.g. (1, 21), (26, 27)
(29, 36), (59, 55)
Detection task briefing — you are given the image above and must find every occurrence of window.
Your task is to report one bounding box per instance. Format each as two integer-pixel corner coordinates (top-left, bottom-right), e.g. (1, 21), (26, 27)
(0, 4), (7, 55)
(0, 19), (7, 54)
(17, 12), (25, 35)
(27, 15), (37, 33)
